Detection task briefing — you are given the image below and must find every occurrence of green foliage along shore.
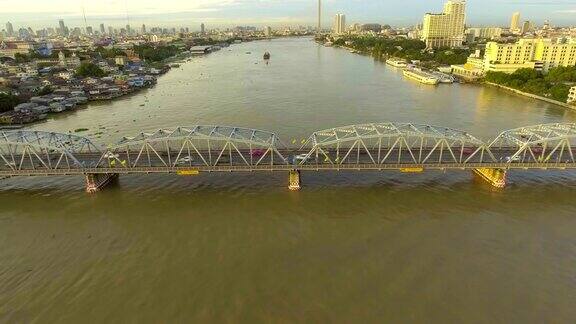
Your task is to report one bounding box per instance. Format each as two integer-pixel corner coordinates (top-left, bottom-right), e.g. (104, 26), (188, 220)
(133, 45), (182, 63)
(0, 93), (21, 113)
(76, 62), (108, 78)
(332, 36), (472, 67)
(485, 67), (576, 103)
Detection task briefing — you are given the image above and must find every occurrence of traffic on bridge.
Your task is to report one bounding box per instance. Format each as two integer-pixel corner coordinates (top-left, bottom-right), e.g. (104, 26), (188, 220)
(1, 122), (576, 192)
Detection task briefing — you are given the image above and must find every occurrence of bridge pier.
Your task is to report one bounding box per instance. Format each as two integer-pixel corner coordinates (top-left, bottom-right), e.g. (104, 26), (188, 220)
(85, 173), (118, 193)
(289, 170), (301, 191)
(473, 168), (506, 188)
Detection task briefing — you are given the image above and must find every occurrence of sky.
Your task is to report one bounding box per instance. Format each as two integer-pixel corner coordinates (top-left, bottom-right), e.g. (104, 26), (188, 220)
(0, 0), (575, 30)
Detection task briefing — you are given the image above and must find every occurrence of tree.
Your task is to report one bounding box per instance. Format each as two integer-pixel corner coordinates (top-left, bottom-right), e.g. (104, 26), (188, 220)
(76, 63), (107, 78)
(0, 93), (21, 113)
(14, 53), (31, 64)
(95, 46), (126, 59)
(133, 44), (182, 62)
(37, 86), (53, 96)
(549, 84), (571, 102)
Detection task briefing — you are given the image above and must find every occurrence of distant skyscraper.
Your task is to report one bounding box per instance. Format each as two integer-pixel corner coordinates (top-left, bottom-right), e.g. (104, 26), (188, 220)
(510, 12), (520, 32)
(58, 19), (68, 36)
(333, 14), (346, 34)
(265, 26), (272, 37)
(86, 26), (93, 35)
(421, 0), (466, 48)
(317, 0), (322, 33)
(126, 24), (131, 35)
(142, 24), (147, 34)
(201, 23), (205, 34)
(521, 20), (533, 34)
(100, 24), (105, 34)
(6, 22), (14, 36)
(108, 26), (114, 35)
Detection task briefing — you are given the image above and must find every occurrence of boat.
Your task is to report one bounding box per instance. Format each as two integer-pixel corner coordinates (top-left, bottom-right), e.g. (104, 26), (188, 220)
(430, 71), (455, 84)
(386, 58), (407, 68)
(402, 68), (440, 85)
(263, 52), (271, 60)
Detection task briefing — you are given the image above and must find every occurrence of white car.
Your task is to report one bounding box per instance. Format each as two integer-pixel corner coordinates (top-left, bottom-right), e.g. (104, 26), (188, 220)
(176, 156), (194, 164)
(505, 156), (521, 163)
(104, 152), (119, 159)
(295, 154), (309, 162)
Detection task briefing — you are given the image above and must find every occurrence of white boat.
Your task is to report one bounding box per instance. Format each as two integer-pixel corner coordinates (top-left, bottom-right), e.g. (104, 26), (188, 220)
(386, 58), (407, 68)
(403, 68), (440, 85)
(430, 71), (455, 84)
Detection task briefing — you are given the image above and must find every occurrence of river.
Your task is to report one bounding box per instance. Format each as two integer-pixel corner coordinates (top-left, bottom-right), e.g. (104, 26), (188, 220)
(2, 37), (576, 323)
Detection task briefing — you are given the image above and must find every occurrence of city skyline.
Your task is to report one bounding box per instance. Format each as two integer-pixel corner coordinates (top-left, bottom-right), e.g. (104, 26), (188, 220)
(1, 0), (575, 29)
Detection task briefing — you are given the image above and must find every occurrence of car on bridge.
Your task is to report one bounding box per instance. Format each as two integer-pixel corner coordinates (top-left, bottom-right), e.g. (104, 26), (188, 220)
(250, 149), (265, 157)
(294, 154), (310, 164)
(176, 157), (194, 165)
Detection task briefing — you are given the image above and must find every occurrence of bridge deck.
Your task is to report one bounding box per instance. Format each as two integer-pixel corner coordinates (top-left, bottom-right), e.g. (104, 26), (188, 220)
(1, 162), (575, 177)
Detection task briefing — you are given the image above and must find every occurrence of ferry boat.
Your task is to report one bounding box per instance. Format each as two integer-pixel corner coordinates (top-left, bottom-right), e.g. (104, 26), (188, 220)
(386, 58), (407, 68)
(403, 68), (440, 85)
(263, 52), (271, 60)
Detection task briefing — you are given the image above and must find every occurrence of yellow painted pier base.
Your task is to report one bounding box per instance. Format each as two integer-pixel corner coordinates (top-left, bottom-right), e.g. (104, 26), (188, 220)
(473, 168), (507, 188)
(289, 170), (301, 191)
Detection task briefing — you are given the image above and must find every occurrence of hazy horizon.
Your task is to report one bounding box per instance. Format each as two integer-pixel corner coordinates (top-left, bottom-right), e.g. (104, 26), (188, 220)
(1, 0), (575, 30)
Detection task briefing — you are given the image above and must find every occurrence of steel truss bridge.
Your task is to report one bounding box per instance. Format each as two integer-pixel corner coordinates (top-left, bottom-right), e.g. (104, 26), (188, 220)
(2, 123), (576, 191)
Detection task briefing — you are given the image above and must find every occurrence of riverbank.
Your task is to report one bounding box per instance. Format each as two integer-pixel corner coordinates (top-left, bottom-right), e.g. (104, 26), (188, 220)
(485, 82), (576, 109)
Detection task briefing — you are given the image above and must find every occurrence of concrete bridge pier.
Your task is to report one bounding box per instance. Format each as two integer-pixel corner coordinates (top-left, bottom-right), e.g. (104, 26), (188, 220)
(473, 168), (507, 188)
(289, 170), (301, 191)
(85, 173), (119, 193)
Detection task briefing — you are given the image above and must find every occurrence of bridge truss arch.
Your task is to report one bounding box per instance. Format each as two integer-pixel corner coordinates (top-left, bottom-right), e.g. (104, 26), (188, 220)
(488, 123), (576, 164)
(299, 123), (495, 166)
(0, 130), (102, 171)
(102, 126), (288, 169)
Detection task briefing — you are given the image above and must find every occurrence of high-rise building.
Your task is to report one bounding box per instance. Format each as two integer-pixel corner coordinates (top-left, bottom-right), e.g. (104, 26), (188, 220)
(126, 25), (131, 35)
(333, 14), (346, 34)
(510, 12), (520, 33)
(6, 22), (14, 36)
(108, 26), (114, 35)
(421, 0), (466, 48)
(520, 21), (533, 34)
(58, 19), (68, 36)
(317, 0), (322, 33)
(265, 26), (272, 37)
(201, 23), (205, 34)
(86, 26), (93, 35)
(100, 23), (105, 35)
(142, 24), (147, 34)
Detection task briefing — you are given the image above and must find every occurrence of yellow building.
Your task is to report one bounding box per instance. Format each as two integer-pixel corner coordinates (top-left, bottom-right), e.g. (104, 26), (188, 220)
(484, 38), (576, 73)
(451, 54), (484, 80)
(421, 0), (466, 48)
(534, 39), (576, 71)
(510, 12), (521, 34)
